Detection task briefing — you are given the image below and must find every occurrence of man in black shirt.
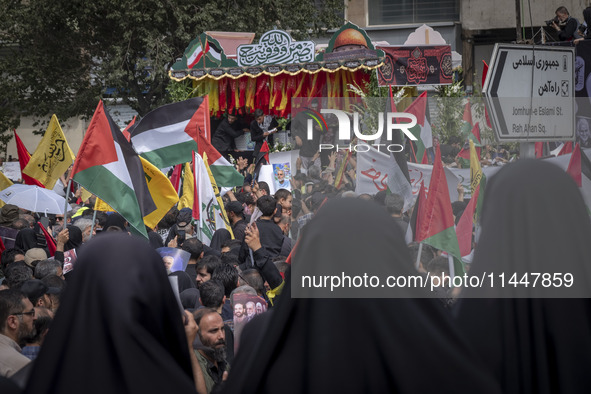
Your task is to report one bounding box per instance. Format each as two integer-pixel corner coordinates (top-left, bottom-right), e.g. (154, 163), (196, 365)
(552, 6), (579, 41)
(211, 111), (247, 160)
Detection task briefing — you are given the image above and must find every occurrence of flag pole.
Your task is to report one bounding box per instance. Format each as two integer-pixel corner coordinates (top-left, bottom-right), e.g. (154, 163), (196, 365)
(415, 242), (423, 270)
(88, 209), (98, 240)
(447, 254), (455, 280)
(63, 178), (72, 218)
(389, 85), (418, 162)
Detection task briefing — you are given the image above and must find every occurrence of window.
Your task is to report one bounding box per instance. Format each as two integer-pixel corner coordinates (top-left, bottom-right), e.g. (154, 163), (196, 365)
(368, 0), (460, 25)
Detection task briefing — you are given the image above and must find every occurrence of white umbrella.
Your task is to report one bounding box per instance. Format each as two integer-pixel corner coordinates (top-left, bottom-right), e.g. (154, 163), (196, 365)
(0, 184), (72, 215)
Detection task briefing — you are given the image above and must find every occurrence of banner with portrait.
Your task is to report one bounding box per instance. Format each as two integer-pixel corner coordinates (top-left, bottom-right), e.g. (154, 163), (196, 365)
(376, 45), (453, 87)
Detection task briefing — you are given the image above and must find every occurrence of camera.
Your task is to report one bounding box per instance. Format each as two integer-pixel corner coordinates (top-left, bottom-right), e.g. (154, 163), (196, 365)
(546, 17), (559, 26)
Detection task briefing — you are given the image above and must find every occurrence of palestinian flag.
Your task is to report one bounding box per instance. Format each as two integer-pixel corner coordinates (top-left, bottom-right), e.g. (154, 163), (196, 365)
(456, 122), (481, 168)
(418, 144), (463, 274)
(121, 116), (137, 142)
(72, 101), (156, 238)
(206, 40), (223, 62)
(197, 130), (244, 187)
(386, 86), (412, 184)
(253, 141), (270, 181)
(386, 151), (413, 212)
(567, 143), (591, 187)
(455, 184), (480, 257)
(14, 131), (44, 187)
(405, 91), (433, 164)
(405, 180), (427, 244)
(131, 97), (209, 169)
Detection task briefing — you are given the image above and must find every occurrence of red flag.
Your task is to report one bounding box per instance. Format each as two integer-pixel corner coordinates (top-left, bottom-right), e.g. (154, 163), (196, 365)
(14, 131), (45, 187)
(0, 236), (5, 257)
(37, 221), (57, 256)
(535, 142), (545, 158)
(411, 180), (428, 242)
(455, 185), (480, 257)
(260, 141), (270, 165)
(417, 145), (461, 261)
(567, 143), (582, 187)
(462, 101), (473, 126)
(557, 141), (573, 156)
(481, 61), (493, 129)
(169, 164), (183, 194)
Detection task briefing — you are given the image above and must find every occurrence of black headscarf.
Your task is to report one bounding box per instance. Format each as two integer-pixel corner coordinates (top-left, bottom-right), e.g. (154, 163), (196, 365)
(64, 225), (82, 251)
(15, 228), (39, 251)
(180, 288), (201, 310)
(222, 198), (501, 393)
(210, 228), (231, 252)
(104, 212), (127, 231)
(24, 233), (195, 394)
(455, 160), (591, 393)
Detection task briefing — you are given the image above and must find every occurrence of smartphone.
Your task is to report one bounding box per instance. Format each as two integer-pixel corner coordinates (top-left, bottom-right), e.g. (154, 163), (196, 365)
(177, 229), (186, 246)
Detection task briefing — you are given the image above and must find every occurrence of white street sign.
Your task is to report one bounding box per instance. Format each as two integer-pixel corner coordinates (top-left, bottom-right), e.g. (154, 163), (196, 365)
(483, 44), (575, 142)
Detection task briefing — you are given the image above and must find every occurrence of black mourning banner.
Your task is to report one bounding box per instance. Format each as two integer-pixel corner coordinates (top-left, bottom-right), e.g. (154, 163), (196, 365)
(377, 45), (453, 87)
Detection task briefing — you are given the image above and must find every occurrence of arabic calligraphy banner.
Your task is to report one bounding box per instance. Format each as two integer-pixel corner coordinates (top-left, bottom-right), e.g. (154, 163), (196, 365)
(376, 45), (453, 87)
(237, 30), (315, 67)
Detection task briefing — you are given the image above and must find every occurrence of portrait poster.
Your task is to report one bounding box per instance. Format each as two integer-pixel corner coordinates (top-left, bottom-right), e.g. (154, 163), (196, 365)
(231, 293), (267, 353)
(157, 247), (190, 273)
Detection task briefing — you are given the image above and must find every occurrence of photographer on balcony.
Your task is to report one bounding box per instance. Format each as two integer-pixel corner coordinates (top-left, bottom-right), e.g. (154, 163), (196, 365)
(549, 6), (579, 41)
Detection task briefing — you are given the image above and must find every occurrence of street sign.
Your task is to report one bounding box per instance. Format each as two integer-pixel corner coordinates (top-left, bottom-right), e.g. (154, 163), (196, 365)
(483, 44), (575, 142)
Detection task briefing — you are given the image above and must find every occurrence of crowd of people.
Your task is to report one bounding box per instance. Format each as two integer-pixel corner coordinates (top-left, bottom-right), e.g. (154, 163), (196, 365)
(0, 152), (589, 392)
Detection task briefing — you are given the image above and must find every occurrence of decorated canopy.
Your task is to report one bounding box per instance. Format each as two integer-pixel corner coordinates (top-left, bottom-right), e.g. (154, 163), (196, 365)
(169, 23), (384, 82)
(168, 23), (385, 117)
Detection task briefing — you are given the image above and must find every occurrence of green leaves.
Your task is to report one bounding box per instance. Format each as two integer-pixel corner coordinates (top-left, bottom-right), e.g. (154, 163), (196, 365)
(0, 0), (343, 150)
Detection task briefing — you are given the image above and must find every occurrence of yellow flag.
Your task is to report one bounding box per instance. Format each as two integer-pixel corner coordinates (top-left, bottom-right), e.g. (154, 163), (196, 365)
(178, 163), (194, 210)
(0, 171), (14, 208)
(94, 158), (179, 230)
(141, 157), (179, 229)
(94, 197), (115, 212)
(23, 115), (75, 189)
(80, 187), (93, 204)
(469, 140), (482, 195)
(203, 152), (234, 238)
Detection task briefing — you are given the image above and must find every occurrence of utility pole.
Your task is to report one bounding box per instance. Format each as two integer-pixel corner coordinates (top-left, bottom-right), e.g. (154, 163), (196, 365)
(516, 0), (523, 42)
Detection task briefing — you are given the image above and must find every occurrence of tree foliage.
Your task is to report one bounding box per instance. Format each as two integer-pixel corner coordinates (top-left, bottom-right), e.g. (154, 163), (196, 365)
(0, 0), (344, 145)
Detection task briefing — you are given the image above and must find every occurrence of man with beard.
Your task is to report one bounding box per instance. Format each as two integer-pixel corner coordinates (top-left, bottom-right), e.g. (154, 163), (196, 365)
(193, 308), (229, 393)
(233, 302), (246, 324)
(245, 301), (256, 321)
(0, 289), (36, 377)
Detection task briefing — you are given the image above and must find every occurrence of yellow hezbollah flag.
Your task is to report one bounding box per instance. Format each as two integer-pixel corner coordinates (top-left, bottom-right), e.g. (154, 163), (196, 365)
(178, 163), (194, 210)
(469, 140), (482, 195)
(94, 197), (115, 213)
(203, 152), (234, 238)
(94, 158), (178, 229)
(141, 157), (179, 229)
(23, 115), (75, 189)
(0, 171), (14, 208)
